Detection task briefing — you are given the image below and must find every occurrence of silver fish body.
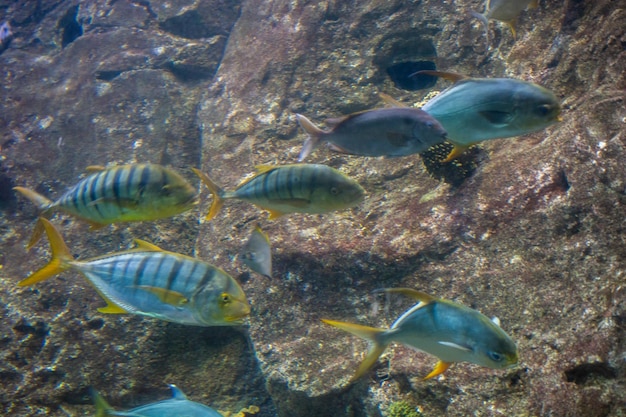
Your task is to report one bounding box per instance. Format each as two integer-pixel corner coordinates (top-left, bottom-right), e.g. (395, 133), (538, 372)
(241, 226), (272, 278)
(296, 108), (447, 160)
(93, 385), (223, 417)
(422, 76), (561, 146)
(484, 0), (536, 23)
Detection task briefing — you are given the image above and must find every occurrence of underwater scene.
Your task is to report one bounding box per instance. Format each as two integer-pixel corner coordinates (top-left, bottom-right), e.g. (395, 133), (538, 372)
(0, 0), (624, 416)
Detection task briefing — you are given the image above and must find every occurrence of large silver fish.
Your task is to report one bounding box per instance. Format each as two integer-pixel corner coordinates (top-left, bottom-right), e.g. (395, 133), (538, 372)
(472, 0), (539, 40)
(296, 108), (447, 161)
(193, 164), (365, 220)
(408, 70), (561, 161)
(19, 218), (250, 326)
(323, 288), (518, 382)
(92, 384), (223, 417)
(14, 164), (197, 249)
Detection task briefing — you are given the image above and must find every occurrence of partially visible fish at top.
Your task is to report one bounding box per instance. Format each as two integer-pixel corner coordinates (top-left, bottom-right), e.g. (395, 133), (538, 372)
(241, 225), (272, 279)
(18, 218), (250, 327)
(0, 22), (12, 52)
(14, 163), (198, 249)
(471, 0), (539, 44)
(193, 164), (365, 221)
(296, 107), (447, 161)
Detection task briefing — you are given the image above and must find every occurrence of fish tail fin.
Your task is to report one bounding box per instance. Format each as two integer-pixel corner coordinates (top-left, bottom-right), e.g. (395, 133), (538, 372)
(469, 10), (490, 47)
(322, 319), (390, 382)
(296, 114), (324, 161)
(18, 218), (73, 287)
(191, 168), (225, 221)
(91, 388), (113, 417)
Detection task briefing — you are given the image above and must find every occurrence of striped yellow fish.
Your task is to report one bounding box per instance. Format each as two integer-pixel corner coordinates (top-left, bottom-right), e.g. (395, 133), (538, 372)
(19, 218), (250, 326)
(192, 164), (365, 221)
(14, 164), (197, 249)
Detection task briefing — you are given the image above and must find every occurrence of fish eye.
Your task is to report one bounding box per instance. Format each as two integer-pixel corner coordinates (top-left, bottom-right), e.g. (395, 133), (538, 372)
(488, 351), (504, 362)
(221, 293), (231, 304)
(330, 186), (339, 195)
(535, 104), (551, 117)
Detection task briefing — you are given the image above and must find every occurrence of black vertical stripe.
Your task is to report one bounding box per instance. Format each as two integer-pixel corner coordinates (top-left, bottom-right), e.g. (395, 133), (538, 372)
(183, 261), (199, 292)
(79, 177), (92, 215)
(196, 267), (215, 293)
(112, 167), (124, 205)
(262, 170), (272, 200)
(151, 253), (167, 288)
(164, 258), (182, 293)
(134, 255), (151, 287)
(307, 166), (318, 199)
(138, 165), (150, 197)
(89, 173), (105, 220)
(126, 165), (139, 199)
(286, 166), (295, 199)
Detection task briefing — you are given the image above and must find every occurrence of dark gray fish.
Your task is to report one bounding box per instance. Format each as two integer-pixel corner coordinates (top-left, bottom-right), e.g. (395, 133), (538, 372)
(241, 225), (272, 278)
(296, 107), (448, 161)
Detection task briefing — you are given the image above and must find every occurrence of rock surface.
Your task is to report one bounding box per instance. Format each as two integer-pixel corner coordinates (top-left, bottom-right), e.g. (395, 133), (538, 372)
(1, 0), (625, 416)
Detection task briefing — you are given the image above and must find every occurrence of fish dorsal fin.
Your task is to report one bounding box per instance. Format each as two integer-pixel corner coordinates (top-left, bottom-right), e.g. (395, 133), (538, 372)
(379, 92), (409, 108)
(133, 239), (165, 252)
(168, 384), (188, 400)
(254, 165), (277, 174)
(491, 316), (501, 327)
(85, 165), (107, 173)
(379, 288), (437, 304)
(413, 70), (468, 83)
(135, 286), (189, 306)
(438, 341), (472, 352)
(325, 115), (350, 127)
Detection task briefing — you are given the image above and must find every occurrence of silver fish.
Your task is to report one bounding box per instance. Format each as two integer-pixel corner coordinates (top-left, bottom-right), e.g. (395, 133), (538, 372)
(472, 0), (539, 41)
(241, 225), (272, 278)
(19, 218), (250, 326)
(296, 107), (447, 161)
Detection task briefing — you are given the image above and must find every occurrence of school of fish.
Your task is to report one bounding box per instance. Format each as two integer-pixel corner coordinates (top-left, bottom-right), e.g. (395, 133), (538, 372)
(11, 0), (565, 413)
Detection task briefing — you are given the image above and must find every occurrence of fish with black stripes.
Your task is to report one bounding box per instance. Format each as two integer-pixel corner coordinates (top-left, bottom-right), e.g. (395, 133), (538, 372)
(18, 218), (250, 326)
(192, 164), (365, 221)
(14, 164), (197, 249)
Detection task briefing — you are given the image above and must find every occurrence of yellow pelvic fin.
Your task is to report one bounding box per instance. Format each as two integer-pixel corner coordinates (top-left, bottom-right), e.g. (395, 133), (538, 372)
(266, 209), (286, 220)
(378, 92), (409, 108)
(321, 319), (389, 383)
(192, 168), (225, 221)
(18, 218), (73, 287)
(86, 220), (107, 231)
(443, 144), (471, 162)
(505, 21), (517, 39)
(135, 286), (189, 306)
(417, 70), (468, 83)
(84, 165), (107, 173)
(379, 288), (437, 304)
(424, 360), (452, 380)
(97, 303), (128, 314)
(133, 239), (165, 252)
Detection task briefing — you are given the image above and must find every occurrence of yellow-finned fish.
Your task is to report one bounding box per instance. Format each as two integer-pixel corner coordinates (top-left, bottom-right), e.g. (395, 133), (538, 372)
(395, 70), (561, 162)
(14, 164), (197, 249)
(323, 288), (518, 382)
(295, 107), (447, 161)
(19, 218), (250, 326)
(241, 225), (272, 279)
(472, 0), (539, 41)
(192, 164), (365, 221)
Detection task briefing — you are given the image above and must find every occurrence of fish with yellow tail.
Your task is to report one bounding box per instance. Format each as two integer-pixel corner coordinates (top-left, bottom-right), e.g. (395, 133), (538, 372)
(192, 164), (365, 221)
(19, 218), (250, 326)
(14, 164), (197, 249)
(322, 288), (518, 382)
(471, 0), (539, 42)
(396, 70), (561, 162)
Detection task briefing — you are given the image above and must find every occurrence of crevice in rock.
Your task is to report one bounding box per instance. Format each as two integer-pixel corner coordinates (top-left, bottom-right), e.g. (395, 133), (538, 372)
(95, 70), (123, 81)
(165, 62), (216, 83)
(58, 5), (83, 47)
(564, 362), (617, 385)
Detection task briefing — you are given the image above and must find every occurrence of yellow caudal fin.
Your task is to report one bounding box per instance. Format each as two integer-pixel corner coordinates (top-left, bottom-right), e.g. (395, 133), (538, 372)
(18, 218), (73, 286)
(322, 319), (389, 383)
(91, 388), (114, 417)
(191, 168), (225, 221)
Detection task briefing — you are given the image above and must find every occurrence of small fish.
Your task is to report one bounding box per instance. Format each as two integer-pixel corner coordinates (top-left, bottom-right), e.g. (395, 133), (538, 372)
(241, 225), (272, 278)
(19, 218), (250, 326)
(14, 164), (197, 249)
(0, 22), (12, 52)
(92, 384), (223, 417)
(399, 70), (561, 162)
(471, 0), (539, 41)
(323, 288), (518, 382)
(193, 164), (365, 221)
(296, 107), (447, 161)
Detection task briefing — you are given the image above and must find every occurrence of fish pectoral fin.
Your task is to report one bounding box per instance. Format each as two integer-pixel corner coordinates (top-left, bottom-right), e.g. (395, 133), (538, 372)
(133, 239), (165, 252)
(386, 132), (412, 147)
(134, 286), (189, 306)
(378, 92), (409, 108)
(86, 220), (107, 230)
(424, 360), (452, 380)
(266, 208), (287, 220)
(438, 341), (473, 352)
(478, 110), (513, 126)
(442, 144), (471, 162)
